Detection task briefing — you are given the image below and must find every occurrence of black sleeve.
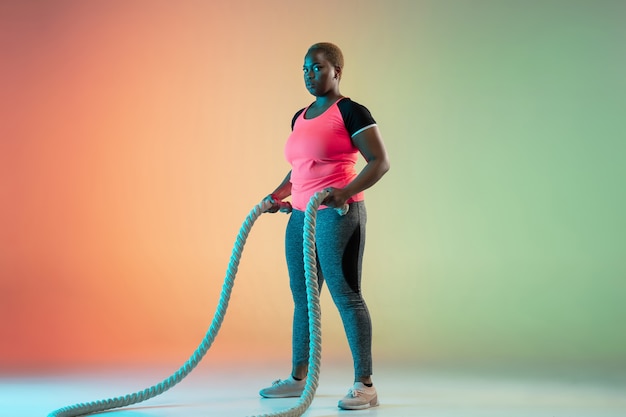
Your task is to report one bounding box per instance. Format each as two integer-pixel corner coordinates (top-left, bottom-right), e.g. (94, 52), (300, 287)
(337, 98), (377, 137)
(291, 108), (306, 130)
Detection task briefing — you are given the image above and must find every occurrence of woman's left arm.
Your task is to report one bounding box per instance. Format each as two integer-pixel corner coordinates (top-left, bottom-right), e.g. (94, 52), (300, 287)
(324, 125), (390, 208)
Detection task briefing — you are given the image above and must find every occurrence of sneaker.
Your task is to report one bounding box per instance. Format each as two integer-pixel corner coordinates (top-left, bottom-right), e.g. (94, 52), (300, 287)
(338, 382), (379, 410)
(259, 376), (305, 398)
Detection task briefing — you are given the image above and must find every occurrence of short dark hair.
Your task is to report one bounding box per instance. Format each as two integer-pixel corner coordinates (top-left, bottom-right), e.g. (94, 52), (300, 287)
(308, 42), (344, 70)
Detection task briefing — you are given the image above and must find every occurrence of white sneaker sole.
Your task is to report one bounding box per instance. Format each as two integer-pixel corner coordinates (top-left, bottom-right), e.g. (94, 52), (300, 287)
(338, 395), (379, 410)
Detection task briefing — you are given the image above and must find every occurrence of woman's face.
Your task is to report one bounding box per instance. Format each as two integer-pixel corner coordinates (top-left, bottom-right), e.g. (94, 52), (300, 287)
(303, 50), (340, 97)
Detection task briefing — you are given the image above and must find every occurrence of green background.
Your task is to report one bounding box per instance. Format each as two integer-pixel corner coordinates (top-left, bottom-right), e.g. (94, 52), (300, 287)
(350, 0), (626, 367)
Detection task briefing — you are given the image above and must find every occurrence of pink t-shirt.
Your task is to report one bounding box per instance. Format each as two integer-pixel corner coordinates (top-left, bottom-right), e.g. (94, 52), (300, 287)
(285, 98), (376, 211)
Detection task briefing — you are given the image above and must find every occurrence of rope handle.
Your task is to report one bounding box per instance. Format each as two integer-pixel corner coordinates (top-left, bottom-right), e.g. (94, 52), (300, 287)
(265, 193), (349, 216)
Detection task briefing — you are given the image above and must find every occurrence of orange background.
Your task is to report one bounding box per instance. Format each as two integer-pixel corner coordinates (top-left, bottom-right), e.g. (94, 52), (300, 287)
(1, 0), (398, 371)
(2, 1), (626, 373)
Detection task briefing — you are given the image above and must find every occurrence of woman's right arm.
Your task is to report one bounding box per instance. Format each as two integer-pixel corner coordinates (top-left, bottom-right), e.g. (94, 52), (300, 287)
(265, 170), (292, 212)
(270, 170), (292, 200)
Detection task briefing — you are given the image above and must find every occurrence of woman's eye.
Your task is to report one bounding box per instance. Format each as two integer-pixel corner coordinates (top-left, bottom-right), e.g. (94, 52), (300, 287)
(303, 66), (321, 73)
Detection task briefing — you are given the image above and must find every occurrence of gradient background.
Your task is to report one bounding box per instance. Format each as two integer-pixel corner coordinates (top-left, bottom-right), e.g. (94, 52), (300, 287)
(1, 0), (625, 374)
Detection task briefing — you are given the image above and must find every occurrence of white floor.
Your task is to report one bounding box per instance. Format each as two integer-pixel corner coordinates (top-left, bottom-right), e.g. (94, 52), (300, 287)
(2, 361), (625, 417)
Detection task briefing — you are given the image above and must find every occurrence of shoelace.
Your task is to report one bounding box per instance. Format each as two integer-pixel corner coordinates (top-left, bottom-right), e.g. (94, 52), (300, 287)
(348, 388), (364, 398)
(348, 386), (375, 398)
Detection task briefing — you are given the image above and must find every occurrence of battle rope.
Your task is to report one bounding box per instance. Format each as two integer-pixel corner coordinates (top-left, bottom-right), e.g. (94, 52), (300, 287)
(48, 190), (346, 417)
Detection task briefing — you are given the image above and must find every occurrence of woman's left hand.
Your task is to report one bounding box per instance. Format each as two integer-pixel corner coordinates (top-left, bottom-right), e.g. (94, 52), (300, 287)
(322, 187), (350, 208)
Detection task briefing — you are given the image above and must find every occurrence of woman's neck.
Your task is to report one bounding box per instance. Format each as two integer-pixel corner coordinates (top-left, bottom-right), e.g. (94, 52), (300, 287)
(313, 92), (343, 107)
(304, 93), (344, 119)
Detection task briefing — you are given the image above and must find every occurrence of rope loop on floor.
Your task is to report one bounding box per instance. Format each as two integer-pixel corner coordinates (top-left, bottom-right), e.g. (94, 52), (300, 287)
(48, 190), (338, 417)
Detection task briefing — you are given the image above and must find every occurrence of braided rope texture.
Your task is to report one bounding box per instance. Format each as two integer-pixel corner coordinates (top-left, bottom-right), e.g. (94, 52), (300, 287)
(47, 191), (330, 417)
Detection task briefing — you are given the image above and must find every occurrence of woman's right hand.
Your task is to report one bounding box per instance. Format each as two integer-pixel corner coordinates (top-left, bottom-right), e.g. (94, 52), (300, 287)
(263, 194), (281, 213)
(263, 194), (292, 213)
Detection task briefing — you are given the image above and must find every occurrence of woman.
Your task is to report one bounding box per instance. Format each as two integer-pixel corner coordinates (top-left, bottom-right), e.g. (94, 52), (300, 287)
(260, 42), (389, 410)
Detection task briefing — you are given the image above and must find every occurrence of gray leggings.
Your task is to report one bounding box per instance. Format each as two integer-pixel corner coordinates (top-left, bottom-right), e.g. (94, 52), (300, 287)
(285, 201), (372, 379)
